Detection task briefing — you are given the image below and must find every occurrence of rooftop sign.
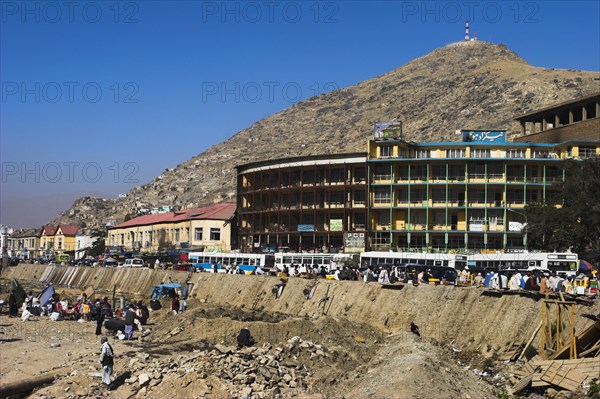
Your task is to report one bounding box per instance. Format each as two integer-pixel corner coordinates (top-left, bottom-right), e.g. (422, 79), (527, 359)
(461, 130), (507, 143)
(374, 122), (402, 139)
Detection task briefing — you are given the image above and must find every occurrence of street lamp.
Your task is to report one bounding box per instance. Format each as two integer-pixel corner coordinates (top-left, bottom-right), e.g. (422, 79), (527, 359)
(507, 208), (528, 250)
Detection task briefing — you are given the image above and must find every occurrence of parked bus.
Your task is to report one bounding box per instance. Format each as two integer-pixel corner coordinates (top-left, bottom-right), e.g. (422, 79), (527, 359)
(360, 251), (468, 270)
(274, 253), (352, 272)
(467, 252), (578, 275)
(188, 252), (275, 273)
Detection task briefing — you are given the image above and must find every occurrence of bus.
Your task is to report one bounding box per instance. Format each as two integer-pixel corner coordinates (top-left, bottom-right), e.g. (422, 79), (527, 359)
(188, 252), (275, 274)
(360, 251), (468, 270)
(274, 252), (356, 272)
(467, 252), (579, 275)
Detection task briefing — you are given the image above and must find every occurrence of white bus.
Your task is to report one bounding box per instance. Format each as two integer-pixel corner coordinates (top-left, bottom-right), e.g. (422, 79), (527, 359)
(274, 252), (358, 272)
(360, 251), (468, 270)
(467, 252), (578, 274)
(188, 252), (275, 273)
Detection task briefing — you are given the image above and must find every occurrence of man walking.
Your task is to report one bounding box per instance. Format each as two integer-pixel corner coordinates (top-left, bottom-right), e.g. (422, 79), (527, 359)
(99, 336), (114, 388)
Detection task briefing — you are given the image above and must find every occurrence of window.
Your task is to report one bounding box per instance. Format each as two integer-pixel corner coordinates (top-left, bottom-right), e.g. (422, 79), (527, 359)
(447, 149), (466, 158)
(354, 190), (366, 205)
(374, 187), (391, 204)
(579, 145), (597, 158)
(175, 229), (180, 243)
(373, 165), (391, 180)
(57, 238), (62, 249)
(210, 228), (221, 241)
(415, 149), (431, 159)
(194, 228), (203, 241)
(471, 149), (491, 158)
(380, 145), (394, 158)
(532, 149), (550, 158)
(506, 149), (526, 158)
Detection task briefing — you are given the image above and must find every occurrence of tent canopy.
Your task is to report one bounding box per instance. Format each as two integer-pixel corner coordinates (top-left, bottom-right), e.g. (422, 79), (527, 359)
(579, 260), (597, 272)
(150, 283), (182, 300)
(38, 284), (55, 306)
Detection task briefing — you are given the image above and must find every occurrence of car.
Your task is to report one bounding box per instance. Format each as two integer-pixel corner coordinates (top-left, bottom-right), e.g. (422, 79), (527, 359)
(102, 258), (119, 268)
(77, 258), (95, 267)
(123, 258), (145, 268)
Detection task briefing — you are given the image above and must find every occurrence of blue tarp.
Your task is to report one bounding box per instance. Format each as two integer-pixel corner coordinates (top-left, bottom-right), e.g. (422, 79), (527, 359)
(38, 285), (55, 306)
(150, 283), (182, 300)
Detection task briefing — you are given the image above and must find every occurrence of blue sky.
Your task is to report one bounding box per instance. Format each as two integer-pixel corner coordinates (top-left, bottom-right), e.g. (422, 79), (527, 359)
(1, 1), (599, 228)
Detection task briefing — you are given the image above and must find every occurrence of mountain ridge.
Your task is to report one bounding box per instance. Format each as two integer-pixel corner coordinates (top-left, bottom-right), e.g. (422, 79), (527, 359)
(50, 41), (600, 232)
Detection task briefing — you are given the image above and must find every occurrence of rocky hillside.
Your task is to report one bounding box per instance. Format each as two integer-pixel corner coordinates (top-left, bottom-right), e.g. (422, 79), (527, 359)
(52, 41), (600, 232)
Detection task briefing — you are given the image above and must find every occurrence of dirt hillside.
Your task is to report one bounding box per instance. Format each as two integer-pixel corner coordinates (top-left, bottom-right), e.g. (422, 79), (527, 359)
(50, 41), (600, 232)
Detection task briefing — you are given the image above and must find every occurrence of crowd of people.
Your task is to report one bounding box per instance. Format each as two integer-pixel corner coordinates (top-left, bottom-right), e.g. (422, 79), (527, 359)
(466, 269), (597, 294)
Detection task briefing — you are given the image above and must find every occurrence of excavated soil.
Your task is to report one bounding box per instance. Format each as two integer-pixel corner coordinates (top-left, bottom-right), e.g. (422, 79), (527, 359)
(1, 265), (598, 398)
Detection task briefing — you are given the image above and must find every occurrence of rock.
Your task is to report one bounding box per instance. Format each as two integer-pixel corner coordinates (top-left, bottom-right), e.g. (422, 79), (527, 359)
(138, 373), (151, 386)
(153, 371), (161, 380)
(49, 343), (61, 348)
(88, 372), (102, 378)
(138, 352), (150, 360)
(149, 378), (161, 386)
(315, 350), (325, 356)
(215, 344), (233, 354)
(288, 336), (302, 345)
(241, 387), (253, 398)
(354, 336), (366, 343)
(545, 388), (558, 398)
(168, 327), (182, 336)
(282, 374), (292, 383)
(64, 387), (70, 392)
(125, 376), (137, 384)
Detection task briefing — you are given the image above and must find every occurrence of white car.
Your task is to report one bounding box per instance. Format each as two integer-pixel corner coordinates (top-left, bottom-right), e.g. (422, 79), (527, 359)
(123, 258), (145, 268)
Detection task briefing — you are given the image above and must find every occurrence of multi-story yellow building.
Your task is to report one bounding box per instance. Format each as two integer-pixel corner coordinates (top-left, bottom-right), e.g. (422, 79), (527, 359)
(107, 203), (236, 253)
(367, 130), (599, 252)
(40, 225), (80, 254)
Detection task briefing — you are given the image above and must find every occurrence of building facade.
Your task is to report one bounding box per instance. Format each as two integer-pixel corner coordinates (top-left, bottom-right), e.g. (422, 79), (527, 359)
(236, 153), (368, 253)
(107, 203), (236, 253)
(75, 234), (98, 259)
(366, 132), (599, 252)
(7, 228), (41, 260)
(40, 225), (80, 255)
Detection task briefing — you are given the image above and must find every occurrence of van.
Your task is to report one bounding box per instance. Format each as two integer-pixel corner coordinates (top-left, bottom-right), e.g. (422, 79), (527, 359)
(124, 258), (145, 268)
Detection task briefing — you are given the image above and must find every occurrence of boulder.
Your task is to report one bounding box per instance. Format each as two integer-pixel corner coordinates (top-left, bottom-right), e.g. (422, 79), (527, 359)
(138, 373), (151, 386)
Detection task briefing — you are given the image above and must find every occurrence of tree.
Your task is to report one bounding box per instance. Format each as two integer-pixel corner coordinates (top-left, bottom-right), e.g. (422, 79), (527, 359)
(525, 159), (600, 253)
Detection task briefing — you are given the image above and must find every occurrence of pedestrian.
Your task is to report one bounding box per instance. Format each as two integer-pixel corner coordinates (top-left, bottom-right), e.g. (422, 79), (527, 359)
(171, 295), (180, 315)
(95, 300), (104, 336)
(237, 327), (255, 348)
(8, 290), (18, 317)
(124, 305), (139, 340)
(99, 336), (114, 388)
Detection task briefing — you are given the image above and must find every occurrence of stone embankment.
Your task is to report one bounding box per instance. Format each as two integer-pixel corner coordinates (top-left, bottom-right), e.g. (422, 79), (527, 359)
(5, 264), (598, 355)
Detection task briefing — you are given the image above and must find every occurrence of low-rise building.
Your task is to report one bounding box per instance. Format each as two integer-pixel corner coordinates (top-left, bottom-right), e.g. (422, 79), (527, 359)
(40, 225), (80, 255)
(7, 228), (41, 260)
(107, 203), (237, 253)
(75, 234), (98, 259)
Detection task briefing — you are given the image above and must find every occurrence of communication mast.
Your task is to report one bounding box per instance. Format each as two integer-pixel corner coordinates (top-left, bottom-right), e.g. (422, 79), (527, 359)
(465, 19), (469, 41)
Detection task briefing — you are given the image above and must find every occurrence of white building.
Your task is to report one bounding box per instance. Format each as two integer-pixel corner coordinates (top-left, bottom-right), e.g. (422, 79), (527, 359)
(0, 224), (14, 259)
(75, 234), (98, 259)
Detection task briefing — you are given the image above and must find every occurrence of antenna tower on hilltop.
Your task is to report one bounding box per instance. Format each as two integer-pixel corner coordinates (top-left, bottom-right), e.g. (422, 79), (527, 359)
(465, 19), (469, 41)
